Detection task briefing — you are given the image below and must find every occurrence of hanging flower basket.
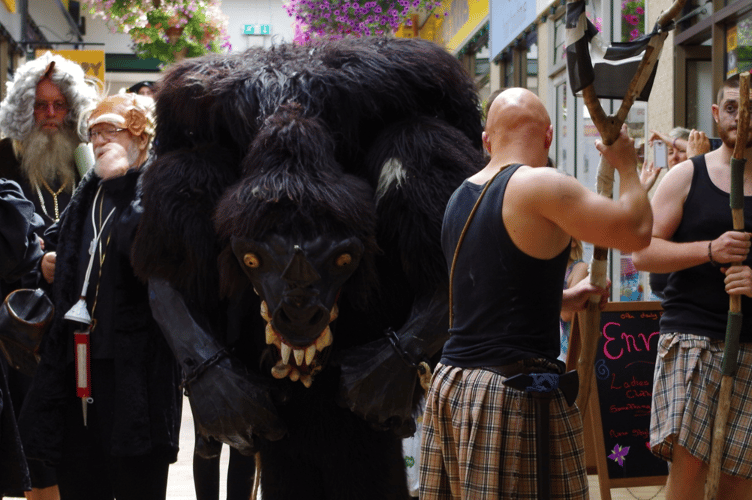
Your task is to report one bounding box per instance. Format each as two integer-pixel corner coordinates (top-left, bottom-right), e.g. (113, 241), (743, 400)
(284, 0), (444, 43)
(83, 0), (231, 64)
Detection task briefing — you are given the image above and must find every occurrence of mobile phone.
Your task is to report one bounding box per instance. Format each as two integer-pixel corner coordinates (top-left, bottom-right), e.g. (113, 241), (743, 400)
(653, 140), (668, 168)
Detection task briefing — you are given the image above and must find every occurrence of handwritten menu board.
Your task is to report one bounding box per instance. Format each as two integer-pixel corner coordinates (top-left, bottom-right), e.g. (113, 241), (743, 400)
(592, 302), (668, 481)
(579, 301), (668, 500)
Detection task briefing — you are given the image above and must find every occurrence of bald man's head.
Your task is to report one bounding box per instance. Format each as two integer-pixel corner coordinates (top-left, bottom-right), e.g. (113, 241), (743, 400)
(483, 88), (552, 162)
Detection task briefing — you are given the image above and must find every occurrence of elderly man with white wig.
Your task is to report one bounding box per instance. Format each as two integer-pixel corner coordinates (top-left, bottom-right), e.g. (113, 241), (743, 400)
(18, 93), (182, 500)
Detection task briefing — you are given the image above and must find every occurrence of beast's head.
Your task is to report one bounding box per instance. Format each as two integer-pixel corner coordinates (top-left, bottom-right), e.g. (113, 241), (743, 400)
(215, 104), (379, 388)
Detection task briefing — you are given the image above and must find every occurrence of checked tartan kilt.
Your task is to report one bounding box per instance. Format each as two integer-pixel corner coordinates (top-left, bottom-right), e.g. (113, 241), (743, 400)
(420, 363), (588, 499)
(651, 333), (752, 479)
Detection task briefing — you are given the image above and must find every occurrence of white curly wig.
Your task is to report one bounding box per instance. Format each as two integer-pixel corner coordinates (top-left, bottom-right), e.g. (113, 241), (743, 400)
(0, 51), (99, 142)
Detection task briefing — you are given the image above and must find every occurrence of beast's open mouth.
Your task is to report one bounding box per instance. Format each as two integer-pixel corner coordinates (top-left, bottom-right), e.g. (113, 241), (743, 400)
(261, 300), (337, 388)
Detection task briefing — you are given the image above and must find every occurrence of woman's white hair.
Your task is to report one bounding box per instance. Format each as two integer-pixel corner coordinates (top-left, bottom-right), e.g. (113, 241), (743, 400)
(0, 51), (99, 142)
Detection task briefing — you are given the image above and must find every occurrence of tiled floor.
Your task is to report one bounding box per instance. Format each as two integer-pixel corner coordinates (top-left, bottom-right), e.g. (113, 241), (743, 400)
(166, 396), (667, 500)
(587, 477), (666, 500)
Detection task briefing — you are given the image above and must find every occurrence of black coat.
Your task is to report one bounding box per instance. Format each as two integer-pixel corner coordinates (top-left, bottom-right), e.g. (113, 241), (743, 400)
(0, 179), (43, 495)
(18, 163), (182, 465)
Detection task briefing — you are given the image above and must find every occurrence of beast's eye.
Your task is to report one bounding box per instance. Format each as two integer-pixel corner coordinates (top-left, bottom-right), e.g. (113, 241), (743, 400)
(335, 253), (352, 267)
(244, 253), (261, 268)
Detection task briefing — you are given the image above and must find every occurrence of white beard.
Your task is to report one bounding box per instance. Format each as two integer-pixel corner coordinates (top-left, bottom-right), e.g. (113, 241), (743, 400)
(93, 140), (141, 178)
(20, 125), (79, 191)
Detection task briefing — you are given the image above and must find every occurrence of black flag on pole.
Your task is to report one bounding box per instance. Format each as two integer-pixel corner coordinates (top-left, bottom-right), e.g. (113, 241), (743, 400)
(565, 0), (598, 94)
(566, 0), (662, 100)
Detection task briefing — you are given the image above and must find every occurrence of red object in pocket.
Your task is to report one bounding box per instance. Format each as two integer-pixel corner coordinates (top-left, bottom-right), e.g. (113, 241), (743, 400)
(74, 329), (91, 399)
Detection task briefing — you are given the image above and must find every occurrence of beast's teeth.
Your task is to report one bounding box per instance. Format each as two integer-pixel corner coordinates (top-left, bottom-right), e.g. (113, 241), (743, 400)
(289, 368), (300, 382)
(260, 301), (272, 321)
(300, 374), (313, 388)
(305, 344), (316, 365)
(315, 326), (332, 351)
(294, 348), (304, 366)
(330, 304), (339, 322)
(265, 323), (276, 345)
(280, 343), (291, 364)
(271, 362), (291, 379)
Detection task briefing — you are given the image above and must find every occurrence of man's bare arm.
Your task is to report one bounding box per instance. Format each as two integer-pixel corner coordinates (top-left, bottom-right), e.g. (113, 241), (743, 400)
(633, 159), (751, 272)
(531, 128), (653, 252)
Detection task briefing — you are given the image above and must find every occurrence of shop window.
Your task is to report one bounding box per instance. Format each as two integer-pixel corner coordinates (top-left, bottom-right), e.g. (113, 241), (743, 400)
(620, 0), (645, 42)
(526, 34), (538, 96)
(554, 80), (570, 175)
(553, 14), (566, 65)
(0, 26), (19, 103)
(686, 59), (713, 133)
(503, 53), (513, 88)
(727, 13), (752, 77)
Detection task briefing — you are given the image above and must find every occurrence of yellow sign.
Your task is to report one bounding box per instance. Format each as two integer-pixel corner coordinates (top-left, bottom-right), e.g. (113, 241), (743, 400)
(413, 0), (486, 51)
(418, 13), (444, 45)
(727, 26), (738, 52)
(35, 49), (106, 84)
(395, 15), (420, 38)
(1, 0), (16, 13)
(417, 0), (487, 52)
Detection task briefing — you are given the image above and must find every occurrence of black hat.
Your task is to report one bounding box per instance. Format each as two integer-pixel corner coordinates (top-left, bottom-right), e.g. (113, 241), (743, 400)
(127, 81), (155, 94)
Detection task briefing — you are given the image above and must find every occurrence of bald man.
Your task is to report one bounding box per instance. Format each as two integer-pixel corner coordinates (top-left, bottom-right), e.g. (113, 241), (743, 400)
(419, 88), (653, 499)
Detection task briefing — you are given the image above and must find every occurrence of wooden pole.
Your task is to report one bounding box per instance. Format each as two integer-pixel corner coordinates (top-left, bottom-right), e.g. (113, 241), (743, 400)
(704, 71), (750, 500)
(571, 4), (687, 410)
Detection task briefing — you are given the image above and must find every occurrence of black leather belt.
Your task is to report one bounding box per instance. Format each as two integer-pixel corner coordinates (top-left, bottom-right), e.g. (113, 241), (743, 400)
(483, 358), (562, 378)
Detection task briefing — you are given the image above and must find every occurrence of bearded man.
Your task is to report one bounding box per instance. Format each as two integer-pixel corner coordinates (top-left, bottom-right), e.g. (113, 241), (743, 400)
(0, 52), (96, 500)
(633, 73), (752, 499)
(0, 52), (96, 229)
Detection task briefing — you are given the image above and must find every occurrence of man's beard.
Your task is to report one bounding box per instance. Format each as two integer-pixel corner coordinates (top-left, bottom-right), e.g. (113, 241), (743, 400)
(93, 140), (141, 178)
(20, 125), (79, 191)
(719, 122), (752, 150)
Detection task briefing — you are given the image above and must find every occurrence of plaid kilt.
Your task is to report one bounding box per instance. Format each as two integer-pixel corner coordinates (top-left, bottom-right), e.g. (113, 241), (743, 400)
(651, 333), (752, 478)
(420, 363), (587, 499)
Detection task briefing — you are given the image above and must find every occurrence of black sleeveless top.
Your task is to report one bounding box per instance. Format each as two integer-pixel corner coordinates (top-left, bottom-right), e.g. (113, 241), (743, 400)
(660, 155), (752, 341)
(440, 164), (569, 367)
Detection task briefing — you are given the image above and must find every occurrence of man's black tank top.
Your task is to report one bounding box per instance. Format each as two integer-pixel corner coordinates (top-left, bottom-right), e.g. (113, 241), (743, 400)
(440, 164), (568, 367)
(661, 155), (752, 341)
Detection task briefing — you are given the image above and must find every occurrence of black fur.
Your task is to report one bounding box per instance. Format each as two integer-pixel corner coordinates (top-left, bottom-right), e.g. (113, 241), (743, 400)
(132, 37), (485, 500)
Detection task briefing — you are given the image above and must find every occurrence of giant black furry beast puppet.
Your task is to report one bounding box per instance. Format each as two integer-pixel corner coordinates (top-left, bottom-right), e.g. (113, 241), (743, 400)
(132, 37), (484, 499)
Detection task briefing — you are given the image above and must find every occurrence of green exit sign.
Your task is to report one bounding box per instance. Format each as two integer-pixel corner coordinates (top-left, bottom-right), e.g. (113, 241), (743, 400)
(244, 24), (271, 35)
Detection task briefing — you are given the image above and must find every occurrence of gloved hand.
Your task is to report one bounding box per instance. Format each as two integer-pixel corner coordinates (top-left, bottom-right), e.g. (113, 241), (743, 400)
(335, 287), (449, 437)
(149, 278), (287, 453)
(185, 353), (286, 454)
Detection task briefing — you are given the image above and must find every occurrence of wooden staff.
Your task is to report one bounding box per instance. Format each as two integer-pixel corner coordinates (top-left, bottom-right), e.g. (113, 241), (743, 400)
(704, 71), (750, 500)
(573, 0), (687, 411)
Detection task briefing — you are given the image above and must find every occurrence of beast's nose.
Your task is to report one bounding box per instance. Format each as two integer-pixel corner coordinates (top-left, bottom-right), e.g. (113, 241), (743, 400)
(281, 246), (320, 289)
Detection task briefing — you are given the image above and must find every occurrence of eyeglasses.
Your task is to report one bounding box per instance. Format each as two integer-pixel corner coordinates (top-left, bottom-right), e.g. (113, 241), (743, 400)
(88, 127), (127, 142)
(34, 101), (68, 113)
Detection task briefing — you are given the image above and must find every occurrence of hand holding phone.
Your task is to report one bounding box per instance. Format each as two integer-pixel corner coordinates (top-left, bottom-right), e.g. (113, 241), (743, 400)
(653, 140), (668, 169)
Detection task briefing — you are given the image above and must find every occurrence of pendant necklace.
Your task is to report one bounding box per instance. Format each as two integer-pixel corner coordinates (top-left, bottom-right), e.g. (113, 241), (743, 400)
(35, 178), (74, 222)
(69, 184), (115, 426)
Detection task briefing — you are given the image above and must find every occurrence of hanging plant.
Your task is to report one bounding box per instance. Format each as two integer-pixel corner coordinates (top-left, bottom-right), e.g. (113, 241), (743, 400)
(284, 0), (444, 43)
(83, 0), (232, 64)
(621, 0), (645, 42)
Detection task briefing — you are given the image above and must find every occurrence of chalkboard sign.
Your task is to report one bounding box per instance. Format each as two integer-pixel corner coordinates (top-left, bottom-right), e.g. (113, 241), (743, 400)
(571, 301), (668, 499)
(592, 302), (668, 481)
